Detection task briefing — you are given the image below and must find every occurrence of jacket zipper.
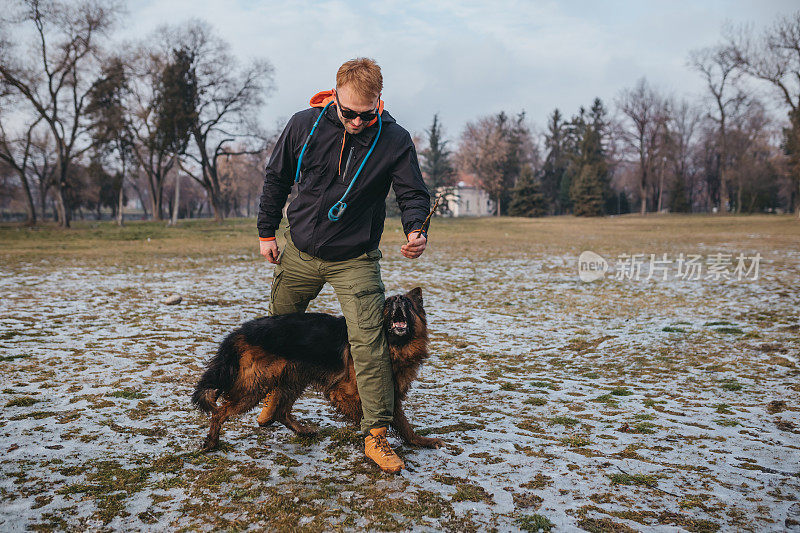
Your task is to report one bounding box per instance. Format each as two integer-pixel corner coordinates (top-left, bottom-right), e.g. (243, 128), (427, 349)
(341, 146), (354, 184)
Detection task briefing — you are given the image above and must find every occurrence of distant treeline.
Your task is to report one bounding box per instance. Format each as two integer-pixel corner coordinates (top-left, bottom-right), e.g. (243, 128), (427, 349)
(413, 12), (800, 218)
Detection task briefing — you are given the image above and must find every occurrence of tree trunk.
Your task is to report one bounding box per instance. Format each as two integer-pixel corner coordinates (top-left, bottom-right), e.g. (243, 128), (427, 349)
(17, 171), (37, 226)
(657, 171), (663, 213)
(39, 186), (48, 222)
(719, 169), (729, 213)
(147, 170), (163, 221)
(117, 161), (125, 226)
(133, 186), (148, 220)
(211, 194), (224, 222)
(54, 185), (69, 228)
(170, 173), (181, 226)
(639, 161), (647, 215)
(736, 181), (742, 215)
(151, 192), (162, 221)
(207, 181), (224, 222)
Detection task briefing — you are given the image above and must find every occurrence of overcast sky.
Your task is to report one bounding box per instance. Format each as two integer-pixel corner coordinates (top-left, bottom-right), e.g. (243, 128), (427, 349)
(126, 0), (799, 140)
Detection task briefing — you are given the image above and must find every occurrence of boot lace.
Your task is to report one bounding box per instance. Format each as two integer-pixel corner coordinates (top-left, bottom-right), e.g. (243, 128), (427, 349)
(374, 434), (394, 456)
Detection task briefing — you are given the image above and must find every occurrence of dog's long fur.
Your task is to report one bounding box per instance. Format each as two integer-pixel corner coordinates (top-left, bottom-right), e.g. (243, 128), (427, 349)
(192, 287), (443, 451)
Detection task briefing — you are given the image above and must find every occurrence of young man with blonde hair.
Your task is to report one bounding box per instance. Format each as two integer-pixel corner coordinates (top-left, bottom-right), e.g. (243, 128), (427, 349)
(256, 58), (430, 473)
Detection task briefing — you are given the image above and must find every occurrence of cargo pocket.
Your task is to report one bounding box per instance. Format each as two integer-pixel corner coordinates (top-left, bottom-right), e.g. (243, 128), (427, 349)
(269, 269), (284, 302)
(352, 282), (386, 330)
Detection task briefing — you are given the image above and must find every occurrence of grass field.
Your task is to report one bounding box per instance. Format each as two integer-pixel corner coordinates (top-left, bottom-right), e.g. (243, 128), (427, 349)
(1, 215), (799, 531)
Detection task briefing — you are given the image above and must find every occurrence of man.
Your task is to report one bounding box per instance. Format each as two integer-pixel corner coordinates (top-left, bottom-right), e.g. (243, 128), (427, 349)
(256, 58), (430, 473)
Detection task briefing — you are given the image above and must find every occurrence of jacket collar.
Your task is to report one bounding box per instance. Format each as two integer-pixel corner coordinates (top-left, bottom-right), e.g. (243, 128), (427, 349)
(310, 89), (392, 146)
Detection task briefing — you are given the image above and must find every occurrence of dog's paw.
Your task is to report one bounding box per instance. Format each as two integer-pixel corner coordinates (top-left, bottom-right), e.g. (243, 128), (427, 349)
(428, 437), (445, 449)
(414, 436), (444, 449)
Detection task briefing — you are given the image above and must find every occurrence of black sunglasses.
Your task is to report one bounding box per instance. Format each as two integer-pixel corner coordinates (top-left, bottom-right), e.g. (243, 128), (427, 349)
(335, 91), (378, 122)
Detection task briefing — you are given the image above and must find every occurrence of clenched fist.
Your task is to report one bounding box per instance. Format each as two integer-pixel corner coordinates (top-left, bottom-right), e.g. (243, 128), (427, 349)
(401, 232), (427, 259)
(260, 239), (280, 264)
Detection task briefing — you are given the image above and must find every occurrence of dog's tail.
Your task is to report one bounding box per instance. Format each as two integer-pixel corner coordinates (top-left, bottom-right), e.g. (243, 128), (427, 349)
(191, 333), (240, 413)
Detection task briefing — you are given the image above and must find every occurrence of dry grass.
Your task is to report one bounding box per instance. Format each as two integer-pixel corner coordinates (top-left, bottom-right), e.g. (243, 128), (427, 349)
(2, 213), (797, 263)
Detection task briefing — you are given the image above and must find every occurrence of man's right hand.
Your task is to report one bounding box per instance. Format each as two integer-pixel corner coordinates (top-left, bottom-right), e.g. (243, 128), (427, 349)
(260, 239), (280, 264)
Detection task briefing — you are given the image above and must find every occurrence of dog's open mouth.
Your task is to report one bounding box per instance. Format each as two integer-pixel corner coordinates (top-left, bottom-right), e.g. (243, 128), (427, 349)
(391, 321), (408, 334)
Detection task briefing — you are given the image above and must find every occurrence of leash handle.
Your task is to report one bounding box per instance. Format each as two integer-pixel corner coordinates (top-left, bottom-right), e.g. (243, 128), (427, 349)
(328, 201), (347, 221)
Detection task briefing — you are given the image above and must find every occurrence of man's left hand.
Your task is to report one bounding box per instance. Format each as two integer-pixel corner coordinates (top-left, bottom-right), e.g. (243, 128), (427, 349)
(401, 232), (427, 259)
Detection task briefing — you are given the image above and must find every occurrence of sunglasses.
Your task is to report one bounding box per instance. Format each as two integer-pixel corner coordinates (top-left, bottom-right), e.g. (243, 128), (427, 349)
(335, 91), (378, 122)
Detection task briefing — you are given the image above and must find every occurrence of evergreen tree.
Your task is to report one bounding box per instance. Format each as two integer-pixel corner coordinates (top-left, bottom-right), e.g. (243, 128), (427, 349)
(154, 47), (198, 157)
(420, 114), (455, 213)
(670, 175), (691, 212)
(541, 109), (568, 214)
(570, 163), (605, 216)
(560, 107), (587, 213)
(569, 120), (602, 216)
(420, 114), (455, 189)
(87, 56), (133, 225)
(509, 164), (546, 216)
(588, 98), (615, 213)
(569, 100), (610, 216)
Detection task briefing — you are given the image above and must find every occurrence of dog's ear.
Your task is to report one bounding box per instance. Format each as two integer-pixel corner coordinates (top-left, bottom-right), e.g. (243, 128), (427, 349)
(406, 287), (423, 307)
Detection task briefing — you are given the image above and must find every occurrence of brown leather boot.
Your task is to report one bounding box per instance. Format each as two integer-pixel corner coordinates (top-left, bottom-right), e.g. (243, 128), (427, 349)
(256, 390), (278, 427)
(365, 427), (405, 473)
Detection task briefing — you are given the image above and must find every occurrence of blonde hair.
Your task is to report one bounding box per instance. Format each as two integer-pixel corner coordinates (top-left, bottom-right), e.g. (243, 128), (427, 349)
(336, 58), (383, 100)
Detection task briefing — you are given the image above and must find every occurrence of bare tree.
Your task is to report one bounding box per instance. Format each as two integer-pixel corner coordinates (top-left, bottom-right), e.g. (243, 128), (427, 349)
(665, 98), (703, 211)
(457, 112), (533, 215)
(725, 13), (800, 112)
(29, 129), (58, 219)
(0, 112), (42, 224)
(728, 98), (774, 212)
(216, 149), (267, 217)
(725, 12), (800, 215)
(0, 0), (120, 227)
(170, 20), (274, 221)
(689, 45), (745, 212)
(616, 78), (669, 215)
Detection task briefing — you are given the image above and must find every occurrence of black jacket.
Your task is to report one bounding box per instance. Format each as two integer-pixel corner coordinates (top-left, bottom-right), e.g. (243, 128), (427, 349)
(257, 103), (430, 261)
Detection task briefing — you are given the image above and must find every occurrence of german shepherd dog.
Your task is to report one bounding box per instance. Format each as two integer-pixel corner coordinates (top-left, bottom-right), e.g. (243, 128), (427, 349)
(192, 287), (443, 451)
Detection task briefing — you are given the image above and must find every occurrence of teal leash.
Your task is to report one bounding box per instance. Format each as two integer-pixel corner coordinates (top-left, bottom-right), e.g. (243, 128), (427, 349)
(328, 113), (382, 222)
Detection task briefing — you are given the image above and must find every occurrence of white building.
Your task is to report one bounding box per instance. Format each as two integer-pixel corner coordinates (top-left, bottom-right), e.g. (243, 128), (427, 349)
(437, 173), (495, 217)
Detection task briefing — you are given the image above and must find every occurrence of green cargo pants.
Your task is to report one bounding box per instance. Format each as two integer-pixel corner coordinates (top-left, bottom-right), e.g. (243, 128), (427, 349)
(267, 228), (393, 433)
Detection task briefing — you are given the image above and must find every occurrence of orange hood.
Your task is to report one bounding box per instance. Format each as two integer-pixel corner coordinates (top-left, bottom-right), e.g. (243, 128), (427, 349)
(309, 89), (384, 127)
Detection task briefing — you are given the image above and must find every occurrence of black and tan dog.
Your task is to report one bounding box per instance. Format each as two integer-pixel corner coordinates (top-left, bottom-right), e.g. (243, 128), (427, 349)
(192, 287), (443, 451)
